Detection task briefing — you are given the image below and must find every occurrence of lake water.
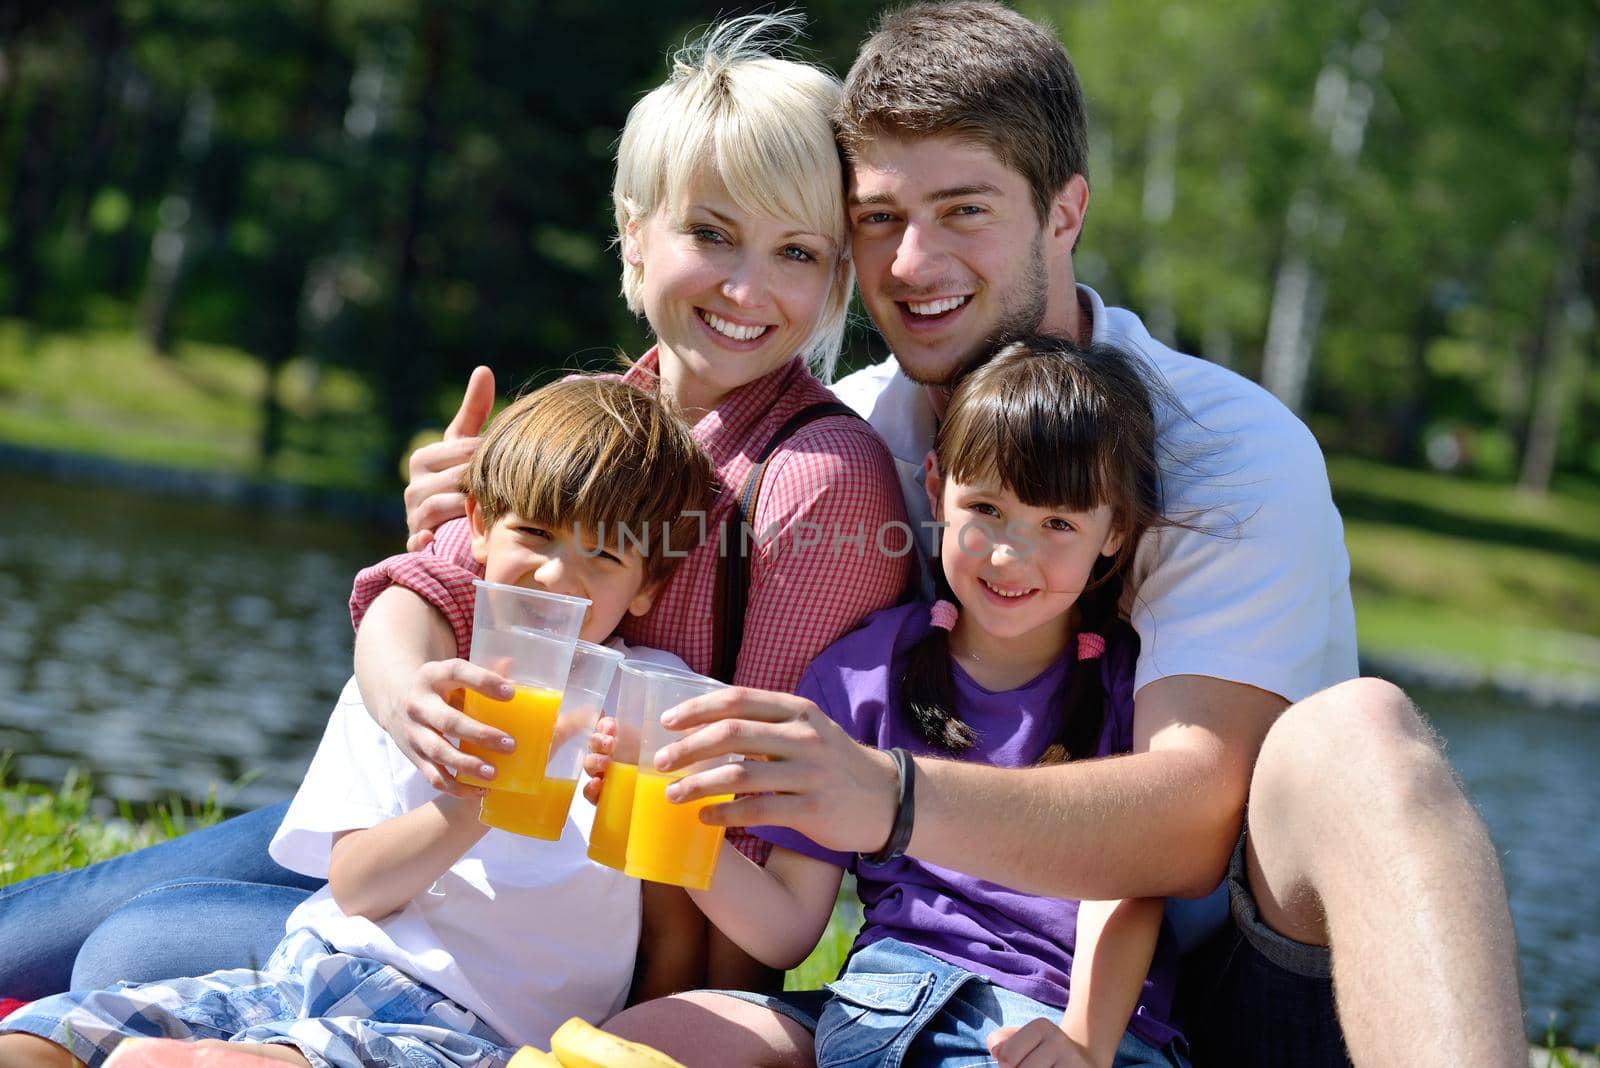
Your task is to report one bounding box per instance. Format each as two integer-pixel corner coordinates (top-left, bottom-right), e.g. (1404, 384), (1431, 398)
(0, 465), (1594, 1045)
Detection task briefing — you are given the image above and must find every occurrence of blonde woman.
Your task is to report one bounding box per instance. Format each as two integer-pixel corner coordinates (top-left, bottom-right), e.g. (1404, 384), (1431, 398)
(13, 14), (911, 1009)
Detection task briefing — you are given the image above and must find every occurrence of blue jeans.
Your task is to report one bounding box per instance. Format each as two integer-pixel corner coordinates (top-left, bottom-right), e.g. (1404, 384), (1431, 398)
(0, 801), (322, 996)
(721, 938), (1187, 1068)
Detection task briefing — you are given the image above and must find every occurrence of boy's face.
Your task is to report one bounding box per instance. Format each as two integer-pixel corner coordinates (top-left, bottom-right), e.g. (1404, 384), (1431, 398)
(468, 502), (659, 645)
(847, 135), (1086, 387)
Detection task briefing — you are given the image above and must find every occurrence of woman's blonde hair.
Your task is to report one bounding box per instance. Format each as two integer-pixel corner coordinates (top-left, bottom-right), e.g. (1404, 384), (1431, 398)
(613, 13), (852, 382)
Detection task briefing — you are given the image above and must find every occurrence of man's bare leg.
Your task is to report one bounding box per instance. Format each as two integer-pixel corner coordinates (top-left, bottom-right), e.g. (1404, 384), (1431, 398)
(605, 991), (814, 1068)
(1246, 677), (1524, 1066)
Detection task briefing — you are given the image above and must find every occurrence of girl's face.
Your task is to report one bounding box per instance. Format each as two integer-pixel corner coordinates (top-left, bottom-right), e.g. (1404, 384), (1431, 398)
(625, 170), (838, 414)
(929, 460), (1123, 661)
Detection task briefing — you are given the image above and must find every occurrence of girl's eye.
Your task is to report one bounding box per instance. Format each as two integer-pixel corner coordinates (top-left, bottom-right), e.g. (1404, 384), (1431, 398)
(968, 501), (1000, 517)
(598, 550), (623, 565)
(1045, 517), (1075, 532)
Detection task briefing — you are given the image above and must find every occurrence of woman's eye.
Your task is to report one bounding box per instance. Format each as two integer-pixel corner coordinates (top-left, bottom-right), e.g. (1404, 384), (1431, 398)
(782, 245), (816, 263)
(691, 227), (727, 244)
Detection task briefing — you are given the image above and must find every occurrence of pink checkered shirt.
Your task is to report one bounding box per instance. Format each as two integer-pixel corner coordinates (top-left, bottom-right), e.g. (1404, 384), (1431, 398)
(351, 350), (913, 861)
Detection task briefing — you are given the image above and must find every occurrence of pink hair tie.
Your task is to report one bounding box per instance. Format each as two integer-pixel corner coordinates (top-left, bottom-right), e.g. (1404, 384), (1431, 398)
(1077, 632), (1105, 660)
(929, 600), (959, 632)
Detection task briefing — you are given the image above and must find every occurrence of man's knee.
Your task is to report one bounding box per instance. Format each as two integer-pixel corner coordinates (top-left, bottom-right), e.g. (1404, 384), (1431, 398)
(1252, 676), (1457, 819)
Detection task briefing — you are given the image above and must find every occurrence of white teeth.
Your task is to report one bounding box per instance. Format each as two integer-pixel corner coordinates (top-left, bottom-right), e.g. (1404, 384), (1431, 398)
(702, 311), (767, 341)
(906, 296), (968, 316)
(983, 579), (1031, 599)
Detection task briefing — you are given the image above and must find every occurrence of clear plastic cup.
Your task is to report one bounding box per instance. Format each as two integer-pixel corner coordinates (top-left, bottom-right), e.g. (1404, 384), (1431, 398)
(480, 640), (624, 839)
(624, 670), (734, 890)
(587, 660), (660, 869)
(458, 580), (589, 794)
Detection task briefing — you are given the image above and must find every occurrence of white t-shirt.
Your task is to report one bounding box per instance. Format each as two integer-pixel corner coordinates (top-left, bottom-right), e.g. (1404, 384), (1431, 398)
(831, 284), (1358, 704)
(269, 639), (690, 1048)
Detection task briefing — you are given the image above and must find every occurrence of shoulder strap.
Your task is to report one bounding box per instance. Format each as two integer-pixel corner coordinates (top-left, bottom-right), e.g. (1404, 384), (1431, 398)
(711, 401), (860, 682)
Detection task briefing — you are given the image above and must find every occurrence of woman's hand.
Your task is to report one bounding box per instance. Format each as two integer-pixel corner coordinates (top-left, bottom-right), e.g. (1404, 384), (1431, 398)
(384, 658), (516, 796)
(650, 687), (899, 855)
(987, 1020), (1100, 1068)
(580, 717), (617, 804)
(403, 366), (495, 551)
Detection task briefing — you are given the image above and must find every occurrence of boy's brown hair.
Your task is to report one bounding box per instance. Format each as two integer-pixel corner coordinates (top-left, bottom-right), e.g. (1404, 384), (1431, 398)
(465, 376), (715, 584)
(838, 0), (1089, 220)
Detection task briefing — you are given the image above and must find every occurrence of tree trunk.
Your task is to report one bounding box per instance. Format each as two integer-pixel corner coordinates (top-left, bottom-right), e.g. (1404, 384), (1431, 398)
(1518, 29), (1600, 492)
(384, 5), (446, 475)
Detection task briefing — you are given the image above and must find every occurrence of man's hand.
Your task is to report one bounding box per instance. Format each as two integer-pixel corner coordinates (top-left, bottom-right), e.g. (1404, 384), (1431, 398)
(385, 658), (517, 796)
(404, 365), (495, 551)
(987, 1020), (1099, 1068)
(651, 687), (899, 855)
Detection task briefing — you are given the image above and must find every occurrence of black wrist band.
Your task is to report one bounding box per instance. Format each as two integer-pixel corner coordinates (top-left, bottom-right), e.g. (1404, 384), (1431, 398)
(860, 747), (915, 866)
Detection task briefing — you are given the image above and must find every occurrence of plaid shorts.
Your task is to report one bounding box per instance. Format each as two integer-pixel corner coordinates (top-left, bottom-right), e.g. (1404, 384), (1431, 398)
(0, 928), (514, 1068)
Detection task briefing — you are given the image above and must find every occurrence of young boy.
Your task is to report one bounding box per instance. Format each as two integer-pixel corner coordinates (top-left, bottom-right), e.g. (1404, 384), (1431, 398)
(0, 376), (715, 1068)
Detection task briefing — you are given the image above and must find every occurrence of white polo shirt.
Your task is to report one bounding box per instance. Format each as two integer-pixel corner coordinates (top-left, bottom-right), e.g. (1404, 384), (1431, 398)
(831, 284), (1358, 704)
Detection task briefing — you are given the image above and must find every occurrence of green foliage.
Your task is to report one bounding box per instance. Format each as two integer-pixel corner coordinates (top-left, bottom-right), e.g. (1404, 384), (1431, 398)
(0, 756), (221, 887)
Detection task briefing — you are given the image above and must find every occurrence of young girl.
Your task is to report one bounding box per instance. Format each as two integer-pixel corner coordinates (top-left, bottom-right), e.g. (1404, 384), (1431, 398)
(604, 336), (1190, 1068)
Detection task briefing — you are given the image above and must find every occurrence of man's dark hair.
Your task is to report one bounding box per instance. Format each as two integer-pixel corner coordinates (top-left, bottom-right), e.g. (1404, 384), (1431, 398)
(839, 0), (1089, 220)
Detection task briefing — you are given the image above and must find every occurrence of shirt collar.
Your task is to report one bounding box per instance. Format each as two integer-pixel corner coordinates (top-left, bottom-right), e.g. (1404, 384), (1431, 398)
(622, 346), (808, 468)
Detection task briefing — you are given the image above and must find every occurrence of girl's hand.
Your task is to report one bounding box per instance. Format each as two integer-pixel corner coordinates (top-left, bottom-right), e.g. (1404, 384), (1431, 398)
(581, 717), (617, 804)
(388, 658), (515, 797)
(987, 1020), (1099, 1068)
(403, 366), (495, 551)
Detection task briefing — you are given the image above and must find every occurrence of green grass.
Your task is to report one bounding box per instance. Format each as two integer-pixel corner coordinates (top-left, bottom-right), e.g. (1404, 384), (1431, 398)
(0, 757), (222, 887)
(1330, 456), (1600, 684)
(0, 319), (385, 490)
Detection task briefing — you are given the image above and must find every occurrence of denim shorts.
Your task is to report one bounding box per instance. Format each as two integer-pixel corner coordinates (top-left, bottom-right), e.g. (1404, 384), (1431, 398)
(0, 928), (513, 1068)
(719, 938), (1188, 1068)
(1176, 829), (1351, 1067)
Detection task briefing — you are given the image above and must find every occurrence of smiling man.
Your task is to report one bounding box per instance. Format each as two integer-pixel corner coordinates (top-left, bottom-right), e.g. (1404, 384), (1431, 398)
(612, 3), (1525, 1067)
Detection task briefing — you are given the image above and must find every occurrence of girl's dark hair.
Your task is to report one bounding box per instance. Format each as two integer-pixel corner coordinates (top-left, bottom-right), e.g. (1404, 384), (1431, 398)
(902, 336), (1164, 762)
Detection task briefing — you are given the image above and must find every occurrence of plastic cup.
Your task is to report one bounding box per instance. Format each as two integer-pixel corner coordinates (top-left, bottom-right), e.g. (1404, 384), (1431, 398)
(458, 580), (589, 793)
(623, 670), (735, 890)
(587, 660), (661, 869)
(479, 640), (624, 839)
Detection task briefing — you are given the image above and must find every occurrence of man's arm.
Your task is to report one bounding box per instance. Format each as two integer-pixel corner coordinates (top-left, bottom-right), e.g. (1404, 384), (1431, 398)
(654, 674), (1283, 901)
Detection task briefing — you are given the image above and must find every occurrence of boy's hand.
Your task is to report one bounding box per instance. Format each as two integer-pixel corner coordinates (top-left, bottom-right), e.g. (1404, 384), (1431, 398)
(391, 658), (516, 796)
(580, 717), (617, 804)
(987, 1020), (1099, 1068)
(404, 365), (495, 551)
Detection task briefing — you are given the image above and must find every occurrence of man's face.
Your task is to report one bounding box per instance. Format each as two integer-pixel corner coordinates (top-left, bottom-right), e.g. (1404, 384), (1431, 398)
(848, 136), (1068, 386)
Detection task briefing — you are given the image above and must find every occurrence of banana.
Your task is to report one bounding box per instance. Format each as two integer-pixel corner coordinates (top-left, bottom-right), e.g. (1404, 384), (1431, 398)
(507, 1048), (564, 1068)
(548, 1016), (686, 1068)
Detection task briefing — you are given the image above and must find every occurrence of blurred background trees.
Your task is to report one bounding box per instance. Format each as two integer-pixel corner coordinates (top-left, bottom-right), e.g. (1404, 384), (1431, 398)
(0, 0), (1593, 493)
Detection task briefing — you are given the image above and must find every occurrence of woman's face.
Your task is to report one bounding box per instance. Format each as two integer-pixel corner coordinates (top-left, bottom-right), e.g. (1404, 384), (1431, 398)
(626, 170), (838, 412)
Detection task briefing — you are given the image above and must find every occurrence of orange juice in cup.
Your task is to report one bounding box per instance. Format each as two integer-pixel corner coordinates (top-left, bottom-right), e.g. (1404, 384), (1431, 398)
(452, 580), (586, 798)
(477, 640), (624, 840)
(622, 669), (736, 889)
(587, 761), (639, 870)
(623, 769), (733, 890)
(479, 777), (580, 839)
(459, 685), (563, 792)
(586, 659), (663, 869)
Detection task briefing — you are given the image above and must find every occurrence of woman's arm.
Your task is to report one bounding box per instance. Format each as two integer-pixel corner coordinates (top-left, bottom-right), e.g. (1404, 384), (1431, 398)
(732, 422), (912, 693)
(688, 844), (844, 971)
(327, 794), (490, 921)
(1061, 897), (1164, 1068)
